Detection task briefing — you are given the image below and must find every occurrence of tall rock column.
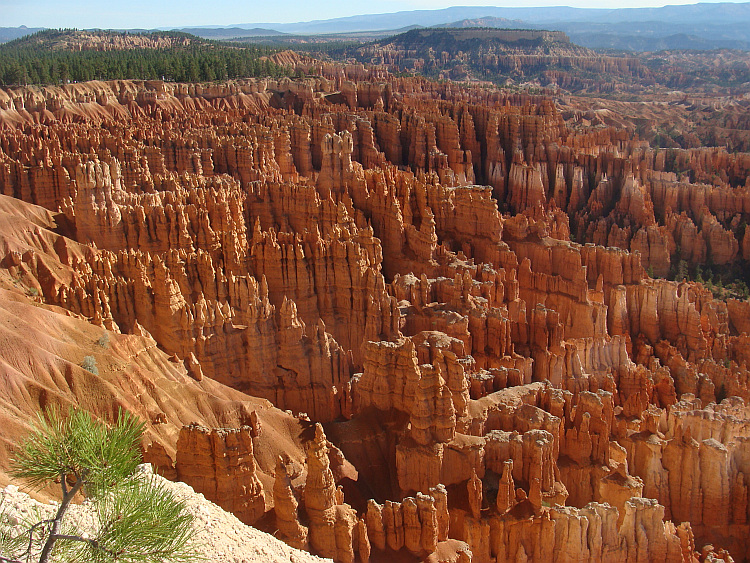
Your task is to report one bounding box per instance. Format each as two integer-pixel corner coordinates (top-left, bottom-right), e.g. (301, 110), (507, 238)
(273, 455), (309, 550)
(305, 423), (338, 559)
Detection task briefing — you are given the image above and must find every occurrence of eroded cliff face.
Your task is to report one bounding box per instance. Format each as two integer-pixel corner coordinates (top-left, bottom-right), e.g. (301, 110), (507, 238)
(0, 193), (323, 515)
(175, 423), (266, 525)
(0, 73), (747, 562)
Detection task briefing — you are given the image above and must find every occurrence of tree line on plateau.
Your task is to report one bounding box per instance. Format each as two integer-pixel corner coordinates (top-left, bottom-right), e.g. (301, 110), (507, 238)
(0, 30), (294, 86)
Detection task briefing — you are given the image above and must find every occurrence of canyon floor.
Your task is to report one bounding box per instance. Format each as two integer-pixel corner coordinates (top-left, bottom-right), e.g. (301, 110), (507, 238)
(0, 50), (747, 562)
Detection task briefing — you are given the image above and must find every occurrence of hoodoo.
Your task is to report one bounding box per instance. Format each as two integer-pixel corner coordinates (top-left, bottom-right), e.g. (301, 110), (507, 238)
(0, 37), (748, 562)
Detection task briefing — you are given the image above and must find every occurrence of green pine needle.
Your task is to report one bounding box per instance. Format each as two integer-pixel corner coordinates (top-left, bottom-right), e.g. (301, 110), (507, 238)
(4, 407), (200, 563)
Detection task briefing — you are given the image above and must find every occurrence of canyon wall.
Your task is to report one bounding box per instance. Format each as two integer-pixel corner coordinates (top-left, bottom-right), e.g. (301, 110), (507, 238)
(0, 74), (747, 561)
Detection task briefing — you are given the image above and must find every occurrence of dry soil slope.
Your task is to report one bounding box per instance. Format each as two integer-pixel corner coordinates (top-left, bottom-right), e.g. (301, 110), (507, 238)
(0, 193), (312, 500)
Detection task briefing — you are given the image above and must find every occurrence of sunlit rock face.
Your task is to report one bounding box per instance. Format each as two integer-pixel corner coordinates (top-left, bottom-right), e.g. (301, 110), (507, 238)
(0, 71), (747, 562)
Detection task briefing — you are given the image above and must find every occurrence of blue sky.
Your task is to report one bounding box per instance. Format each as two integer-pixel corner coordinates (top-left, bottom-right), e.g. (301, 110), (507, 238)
(0, 0), (739, 29)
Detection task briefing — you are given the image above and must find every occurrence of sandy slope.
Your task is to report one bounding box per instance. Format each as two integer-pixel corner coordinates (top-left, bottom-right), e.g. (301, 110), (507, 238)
(0, 465), (330, 563)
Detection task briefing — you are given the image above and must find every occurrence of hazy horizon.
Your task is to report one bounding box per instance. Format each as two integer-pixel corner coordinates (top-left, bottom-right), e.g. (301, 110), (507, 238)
(1, 0), (746, 30)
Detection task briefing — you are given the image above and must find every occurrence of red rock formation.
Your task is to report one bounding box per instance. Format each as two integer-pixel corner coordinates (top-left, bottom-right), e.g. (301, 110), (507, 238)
(303, 423), (359, 561)
(175, 424), (266, 525)
(620, 395), (750, 559)
(0, 74), (747, 562)
(273, 455), (309, 550)
(304, 423), (339, 559)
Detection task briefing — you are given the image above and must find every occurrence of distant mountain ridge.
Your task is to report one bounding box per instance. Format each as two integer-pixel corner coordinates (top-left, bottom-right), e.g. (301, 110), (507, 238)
(436, 12), (750, 50)
(0, 26), (44, 43)
(177, 27), (288, 40)
(435, 17), (528, 29)
(344, 27), (601, 86)
(225, 2), (750, 34)
(2, 2), (750, 51)
(219, 2), (750, 51)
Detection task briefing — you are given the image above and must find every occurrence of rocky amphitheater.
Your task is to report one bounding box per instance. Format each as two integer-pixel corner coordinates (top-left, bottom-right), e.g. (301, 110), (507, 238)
(0, 65), (748, 562)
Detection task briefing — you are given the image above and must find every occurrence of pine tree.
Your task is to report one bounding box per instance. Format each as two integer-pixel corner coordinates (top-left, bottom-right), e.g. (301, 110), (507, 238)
(0, 408), (198, 563)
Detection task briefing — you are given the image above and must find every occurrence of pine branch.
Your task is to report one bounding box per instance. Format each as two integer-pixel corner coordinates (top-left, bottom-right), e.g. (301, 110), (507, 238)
(37, 478), (84, 563)
(48, 534), (121, 558)
(8, 407), (200, 563)
(23, 518), (54, 560)
(59, 472), (68, 498)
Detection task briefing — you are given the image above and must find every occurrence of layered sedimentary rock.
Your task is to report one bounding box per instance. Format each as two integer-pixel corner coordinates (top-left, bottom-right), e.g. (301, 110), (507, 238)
(0, 193), (327, 524)
(273, 455), (309, 550)
(620, 395), (750, 558)
(175, 424), (266, 525)
(304, 424), (360, 562)
(0, 73), (747, 562)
